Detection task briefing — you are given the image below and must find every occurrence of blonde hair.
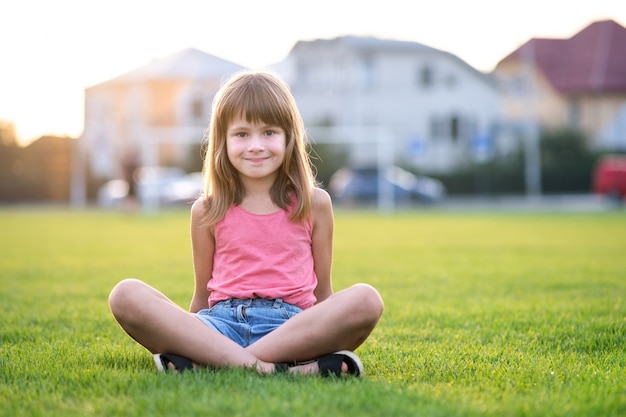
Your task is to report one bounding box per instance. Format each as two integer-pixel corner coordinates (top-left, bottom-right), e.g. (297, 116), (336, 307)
(200, 69), (316, 225)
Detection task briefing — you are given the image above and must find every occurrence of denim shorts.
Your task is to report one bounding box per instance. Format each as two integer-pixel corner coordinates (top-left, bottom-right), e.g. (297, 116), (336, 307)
(194, 298), (303, 347)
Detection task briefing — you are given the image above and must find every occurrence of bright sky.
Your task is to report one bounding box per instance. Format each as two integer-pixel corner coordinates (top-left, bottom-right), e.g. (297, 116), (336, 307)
(1, 0), (625, 144)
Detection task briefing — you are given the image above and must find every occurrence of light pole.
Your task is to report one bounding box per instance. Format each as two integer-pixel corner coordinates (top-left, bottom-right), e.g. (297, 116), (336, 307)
(522, 41), (542, 197)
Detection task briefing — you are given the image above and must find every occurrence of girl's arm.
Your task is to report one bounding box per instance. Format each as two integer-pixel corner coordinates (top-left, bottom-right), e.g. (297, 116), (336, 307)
(311, 187), (334, 304)
(189, 198), (215, 313)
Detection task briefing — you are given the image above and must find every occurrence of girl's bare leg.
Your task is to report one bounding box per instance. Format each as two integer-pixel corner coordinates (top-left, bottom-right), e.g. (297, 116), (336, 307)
(109, 280), (383, 374)
(108, 278), (275, 372)
(246, 283), (384, 364)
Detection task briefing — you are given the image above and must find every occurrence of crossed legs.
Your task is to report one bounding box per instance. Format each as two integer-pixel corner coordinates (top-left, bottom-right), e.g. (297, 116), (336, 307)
(108, 279), (383, 374)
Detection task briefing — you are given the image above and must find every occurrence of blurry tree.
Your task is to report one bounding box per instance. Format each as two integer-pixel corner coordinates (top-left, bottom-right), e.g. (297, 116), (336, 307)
(0, 120), (23, 201)
(428, 148), (525, 196)
(540, 128), (598, 193)
(434, 128), (599, 195)
(184, 142), (206, 173)
(0, 119), (17, 146)
(309, 143), (349, 190)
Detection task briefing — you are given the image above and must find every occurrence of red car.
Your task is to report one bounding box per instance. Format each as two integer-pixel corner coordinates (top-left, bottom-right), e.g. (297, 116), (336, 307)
(593, 155), (626, 200)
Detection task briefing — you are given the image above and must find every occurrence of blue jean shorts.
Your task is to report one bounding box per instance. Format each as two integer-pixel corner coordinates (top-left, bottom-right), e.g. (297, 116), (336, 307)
(194, 298), (303, 347)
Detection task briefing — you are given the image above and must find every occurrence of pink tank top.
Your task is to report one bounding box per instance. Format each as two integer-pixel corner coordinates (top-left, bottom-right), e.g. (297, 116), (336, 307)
(207, 204), (317, 309)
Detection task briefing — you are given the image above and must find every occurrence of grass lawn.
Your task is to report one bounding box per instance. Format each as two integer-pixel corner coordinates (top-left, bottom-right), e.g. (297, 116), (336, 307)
(0, 206), (624, 416)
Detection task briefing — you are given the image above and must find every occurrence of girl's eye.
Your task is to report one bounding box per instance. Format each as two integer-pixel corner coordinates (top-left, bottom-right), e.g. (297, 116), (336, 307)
(236, 132), (248, 138)
(263, 130), (275, 136)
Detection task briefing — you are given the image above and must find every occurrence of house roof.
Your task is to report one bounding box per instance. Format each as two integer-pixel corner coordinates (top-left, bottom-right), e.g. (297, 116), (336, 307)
(90, 48), (244, 88)
(292, 35), (496, 87)
(498, 19), (626, 93)
(322, 35), (438, 53)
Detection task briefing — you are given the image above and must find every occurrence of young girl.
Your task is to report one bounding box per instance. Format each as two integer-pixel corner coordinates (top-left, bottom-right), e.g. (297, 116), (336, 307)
(108, 69), (384, 377)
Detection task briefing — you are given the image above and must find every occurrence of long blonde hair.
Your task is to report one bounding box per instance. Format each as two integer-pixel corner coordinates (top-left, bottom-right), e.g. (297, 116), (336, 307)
(200, 69), (315, 225)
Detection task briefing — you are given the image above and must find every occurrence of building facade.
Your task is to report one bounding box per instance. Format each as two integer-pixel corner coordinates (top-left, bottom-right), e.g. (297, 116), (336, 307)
(277, 36), (503, 173)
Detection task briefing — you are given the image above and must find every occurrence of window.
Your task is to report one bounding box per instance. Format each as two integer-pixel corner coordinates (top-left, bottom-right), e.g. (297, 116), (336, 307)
(567, 101), (581, 129)
(191, 98), (204, 121)
(360, 56), (375, 89)
(429, 115), (445, 139)
(431, 114), (475, 143)
(450, 115), (460, 141)
(419, 66), (433, 88)
(507, 75), (528, 97)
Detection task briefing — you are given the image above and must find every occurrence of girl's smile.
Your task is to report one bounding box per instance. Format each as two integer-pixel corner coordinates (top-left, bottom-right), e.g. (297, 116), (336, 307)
(246, 156), (270, 164)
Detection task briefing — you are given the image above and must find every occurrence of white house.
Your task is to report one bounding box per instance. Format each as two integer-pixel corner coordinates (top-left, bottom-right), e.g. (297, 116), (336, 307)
(276, 36), (503, 173)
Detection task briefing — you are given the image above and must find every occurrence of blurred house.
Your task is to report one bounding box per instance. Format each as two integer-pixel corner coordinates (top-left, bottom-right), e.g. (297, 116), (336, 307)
(81, 48), (244, 180)
(275, 35), (502, 174)
(494, 19), (626, 151)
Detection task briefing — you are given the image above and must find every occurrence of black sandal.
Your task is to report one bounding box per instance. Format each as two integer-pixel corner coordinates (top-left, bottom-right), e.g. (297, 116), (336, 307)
(317, 350), (363, 377)
(275, 350), (363, 377)
(153, 353), (194, 373)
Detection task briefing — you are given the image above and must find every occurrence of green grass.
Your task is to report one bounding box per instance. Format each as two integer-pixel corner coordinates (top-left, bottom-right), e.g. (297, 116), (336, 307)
(1, 207), (625, 416)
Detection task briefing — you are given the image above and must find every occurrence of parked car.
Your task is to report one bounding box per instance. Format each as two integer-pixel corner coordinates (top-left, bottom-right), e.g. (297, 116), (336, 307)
(98, 167), (203, 208)
(593, 155), (626, 203)
(329, 166), (445, 205)
(160, 171), (204, 205)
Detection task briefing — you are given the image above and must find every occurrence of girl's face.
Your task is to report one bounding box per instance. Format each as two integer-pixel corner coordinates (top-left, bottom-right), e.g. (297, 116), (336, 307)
(226, 115), (287, 184)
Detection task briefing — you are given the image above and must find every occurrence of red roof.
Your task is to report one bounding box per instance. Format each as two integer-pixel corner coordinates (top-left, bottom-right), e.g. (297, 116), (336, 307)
(499, 20), (626, 94)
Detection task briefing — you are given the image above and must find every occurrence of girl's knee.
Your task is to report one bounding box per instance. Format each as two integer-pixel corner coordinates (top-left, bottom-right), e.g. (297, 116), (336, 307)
(108, 278), (144, 315)
(350, 283), (384, 320)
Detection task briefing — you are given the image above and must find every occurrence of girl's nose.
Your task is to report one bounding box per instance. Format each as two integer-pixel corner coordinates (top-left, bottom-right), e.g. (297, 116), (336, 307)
(248, 135), (264, 151)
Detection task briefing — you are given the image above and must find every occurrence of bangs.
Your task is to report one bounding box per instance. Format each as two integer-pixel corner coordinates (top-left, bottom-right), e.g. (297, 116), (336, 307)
(219, 73), (294, 130)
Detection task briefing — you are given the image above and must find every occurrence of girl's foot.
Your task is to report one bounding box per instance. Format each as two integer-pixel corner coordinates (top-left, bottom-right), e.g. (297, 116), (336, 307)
(276, 350), (364, 377)
(154, 353), (196, 373)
